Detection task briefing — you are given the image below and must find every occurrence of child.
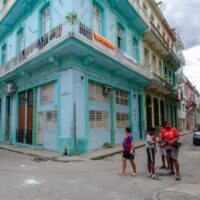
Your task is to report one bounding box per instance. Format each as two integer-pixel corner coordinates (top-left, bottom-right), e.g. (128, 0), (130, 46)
(118, 127), (137, 176)
(146, 127), (160, 180)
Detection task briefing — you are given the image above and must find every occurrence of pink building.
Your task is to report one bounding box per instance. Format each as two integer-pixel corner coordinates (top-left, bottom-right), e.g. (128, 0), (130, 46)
(185, 78), (196, 130)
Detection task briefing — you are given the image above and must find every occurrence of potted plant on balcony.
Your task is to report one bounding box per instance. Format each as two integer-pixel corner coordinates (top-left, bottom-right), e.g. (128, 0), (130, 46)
(65, 12), (77, 25)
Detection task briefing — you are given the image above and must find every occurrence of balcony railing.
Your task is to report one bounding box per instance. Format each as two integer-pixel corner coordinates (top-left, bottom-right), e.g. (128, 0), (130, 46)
(0, 20), (150, 79)
(152, 73), (173, 90)
(128, 0), (149, 25)
(150, 22), (169, 50)
(0, 0), (16, 21)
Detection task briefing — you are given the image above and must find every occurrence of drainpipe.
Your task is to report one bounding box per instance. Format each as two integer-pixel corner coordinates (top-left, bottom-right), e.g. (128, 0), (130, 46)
(73, 101), (77, 154)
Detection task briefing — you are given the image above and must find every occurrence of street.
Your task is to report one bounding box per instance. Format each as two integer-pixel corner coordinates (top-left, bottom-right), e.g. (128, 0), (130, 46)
(0, 133), (200, 200)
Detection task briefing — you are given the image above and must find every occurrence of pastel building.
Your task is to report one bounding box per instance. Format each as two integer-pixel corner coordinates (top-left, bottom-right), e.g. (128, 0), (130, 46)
(139, 0), (182, 131)
(0, 0), (150, 154)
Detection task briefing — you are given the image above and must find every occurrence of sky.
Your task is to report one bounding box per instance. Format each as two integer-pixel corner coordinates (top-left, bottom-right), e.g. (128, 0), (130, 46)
(158, 0), (200, 91)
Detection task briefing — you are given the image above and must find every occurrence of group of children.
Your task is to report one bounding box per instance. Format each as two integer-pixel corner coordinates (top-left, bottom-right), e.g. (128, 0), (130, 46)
(119, 121), (181, 181)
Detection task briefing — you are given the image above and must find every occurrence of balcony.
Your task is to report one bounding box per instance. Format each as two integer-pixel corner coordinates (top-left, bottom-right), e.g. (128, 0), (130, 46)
(151, 73), (174, 91)
(143, 21), (169, 56)
(0, 20), (150, 81)
(0, 0), (16, 21)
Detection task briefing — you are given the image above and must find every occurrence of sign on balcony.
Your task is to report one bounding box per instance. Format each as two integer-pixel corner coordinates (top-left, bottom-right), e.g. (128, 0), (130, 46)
(93, 32), (115, 57)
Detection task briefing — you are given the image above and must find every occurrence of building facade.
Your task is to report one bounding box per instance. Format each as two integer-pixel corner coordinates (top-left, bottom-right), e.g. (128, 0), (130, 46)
(194, 90), (200, 128)
(140, 0), (182, 132)
(0, 0), (152, 154)
(185, 78), (196, 130)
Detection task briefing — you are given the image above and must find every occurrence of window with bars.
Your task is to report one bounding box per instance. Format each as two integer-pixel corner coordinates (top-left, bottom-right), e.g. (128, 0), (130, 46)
(89, 82), (108, 102)
(116, 112), (129, 128)
(116, 90), (128, 105)
(93, 5), (101, 34)
(41, 82), (55, 103)
(89, 110), (108, 128)
(46, 111), (57, 130)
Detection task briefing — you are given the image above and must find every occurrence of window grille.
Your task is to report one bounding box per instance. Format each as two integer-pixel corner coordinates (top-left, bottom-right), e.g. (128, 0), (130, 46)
(41, 82), (55, 103)
(46, 111), (57, 130)
(116, 112), (129, 128)
(89, 110), (108, 128)
(89, 82), (108, 102)
(116, 90), (128, 105)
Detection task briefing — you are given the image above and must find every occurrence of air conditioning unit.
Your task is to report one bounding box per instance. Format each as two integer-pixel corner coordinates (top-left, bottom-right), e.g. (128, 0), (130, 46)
(103, 86), (111, 96)
(5, 83), (16, 94)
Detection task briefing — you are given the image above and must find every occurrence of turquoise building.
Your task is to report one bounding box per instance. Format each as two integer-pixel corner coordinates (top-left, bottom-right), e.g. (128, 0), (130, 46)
(0, 0), (149, 154)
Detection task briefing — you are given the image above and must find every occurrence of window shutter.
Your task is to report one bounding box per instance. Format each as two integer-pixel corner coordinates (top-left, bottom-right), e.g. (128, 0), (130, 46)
(41, 82), (55, 103)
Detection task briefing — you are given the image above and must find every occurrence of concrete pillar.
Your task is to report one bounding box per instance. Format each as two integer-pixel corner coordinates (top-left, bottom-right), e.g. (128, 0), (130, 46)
(151, 96), (155, 127)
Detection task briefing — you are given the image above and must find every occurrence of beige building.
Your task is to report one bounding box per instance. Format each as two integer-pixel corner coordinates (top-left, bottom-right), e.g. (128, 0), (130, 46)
(139, 0), (183, 132)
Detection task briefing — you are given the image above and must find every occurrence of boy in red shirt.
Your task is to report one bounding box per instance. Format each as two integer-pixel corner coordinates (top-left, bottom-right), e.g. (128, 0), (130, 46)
(160, 121), (181, 180)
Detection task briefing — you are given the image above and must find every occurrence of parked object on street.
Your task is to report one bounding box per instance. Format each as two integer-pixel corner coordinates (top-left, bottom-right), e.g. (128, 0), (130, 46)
(193, 131), (200, 145)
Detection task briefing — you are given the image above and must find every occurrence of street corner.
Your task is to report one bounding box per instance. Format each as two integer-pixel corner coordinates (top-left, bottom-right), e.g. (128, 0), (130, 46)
(152, 183), (200, 200)
(51, 155), (86, 162)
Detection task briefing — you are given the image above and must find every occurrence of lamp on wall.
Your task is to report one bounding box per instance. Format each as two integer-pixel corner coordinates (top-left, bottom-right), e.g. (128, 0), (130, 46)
(133, 90), (136, 98)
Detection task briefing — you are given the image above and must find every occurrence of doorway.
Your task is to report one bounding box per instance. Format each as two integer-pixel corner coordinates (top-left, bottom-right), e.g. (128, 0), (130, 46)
(5, 96), (11, 142)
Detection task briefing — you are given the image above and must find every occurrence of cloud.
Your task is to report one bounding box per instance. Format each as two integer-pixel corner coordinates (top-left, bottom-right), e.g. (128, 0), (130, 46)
(183, 45), (200, 91)
(160, 0), (200, 49)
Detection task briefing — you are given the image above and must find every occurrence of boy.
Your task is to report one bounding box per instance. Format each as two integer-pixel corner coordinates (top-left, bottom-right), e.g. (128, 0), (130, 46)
(118, 127), (136, 176)
(146, 127), (160, 180)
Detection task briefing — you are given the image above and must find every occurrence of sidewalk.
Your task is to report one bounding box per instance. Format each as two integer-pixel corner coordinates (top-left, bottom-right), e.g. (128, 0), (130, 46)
(0, 130), (192, 162)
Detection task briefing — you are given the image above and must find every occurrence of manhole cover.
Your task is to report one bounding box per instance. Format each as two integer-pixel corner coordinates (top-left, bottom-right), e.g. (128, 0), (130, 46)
(32, 157), (49, 162)
(153, 191), (200, 200)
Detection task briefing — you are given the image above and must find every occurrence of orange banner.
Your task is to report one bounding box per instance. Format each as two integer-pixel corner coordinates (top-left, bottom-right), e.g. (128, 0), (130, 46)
(93, 32), (115, 50)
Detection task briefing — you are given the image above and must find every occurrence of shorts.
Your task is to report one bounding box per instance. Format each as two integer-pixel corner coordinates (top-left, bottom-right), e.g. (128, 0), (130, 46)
(166, 147), (179, 160)
(159, 147), (167, 156)
(146, 148), (155, 164)
(122, 151), (134, 160)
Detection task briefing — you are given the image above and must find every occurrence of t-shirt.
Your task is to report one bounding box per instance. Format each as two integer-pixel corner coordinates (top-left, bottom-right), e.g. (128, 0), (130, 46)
(146, 134), (154, 148)
(123, 133), (133, 151)
(160, 128), (179, 147)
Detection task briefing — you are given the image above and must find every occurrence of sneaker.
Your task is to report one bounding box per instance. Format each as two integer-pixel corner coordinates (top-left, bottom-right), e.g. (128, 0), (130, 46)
(165, 167), (170, 171)
(148, 173), (152, 177)
(152, 174), (161, 180)
(175, 173), (181, 181)
(167, 171), (175, 175)
(159, 165), (166, 169)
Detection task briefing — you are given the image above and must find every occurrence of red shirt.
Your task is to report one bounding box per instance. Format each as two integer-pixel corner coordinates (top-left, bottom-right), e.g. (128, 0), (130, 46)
(161, 128), (179, 145)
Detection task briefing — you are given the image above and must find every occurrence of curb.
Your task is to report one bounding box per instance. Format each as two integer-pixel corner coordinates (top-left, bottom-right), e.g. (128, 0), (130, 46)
(0, 131), (193, 162)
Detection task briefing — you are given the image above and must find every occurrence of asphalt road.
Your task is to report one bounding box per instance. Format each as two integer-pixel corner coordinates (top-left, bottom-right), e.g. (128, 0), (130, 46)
(0, 133), (200, 200)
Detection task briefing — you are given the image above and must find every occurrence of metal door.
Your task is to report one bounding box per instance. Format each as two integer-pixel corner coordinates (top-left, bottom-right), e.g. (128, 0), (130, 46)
(115, 90), (130, 144)
(88, 82), (111, 150)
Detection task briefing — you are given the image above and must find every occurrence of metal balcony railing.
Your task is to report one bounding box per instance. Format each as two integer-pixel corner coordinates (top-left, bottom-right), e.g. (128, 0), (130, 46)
(0, 20), (150, 79)
(150, 21), (169, 49)
(0, 0), (16, 21)
(152, 73), (174, 90)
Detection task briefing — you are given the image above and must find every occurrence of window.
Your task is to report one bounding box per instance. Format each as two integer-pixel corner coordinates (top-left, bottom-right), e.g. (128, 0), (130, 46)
(116, 112), (129, 128)
(116, 90), (128, 105)
(117, 25), (123, 49)
(89, 82), (108, 102)
(42, 6), (50, 35)
(41, 82), (55, 103)
(46, 111), (57, 130)
(93, 5), (101, 34)
(144, 48), (150, 68)
(143, 3), (148, 16)
(17, 28), (25, 53)
(1, 44), (7, 65)
(89, 110), (108, 128)
(132, 38), (137, 60)
(0, 98), (1, 121)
